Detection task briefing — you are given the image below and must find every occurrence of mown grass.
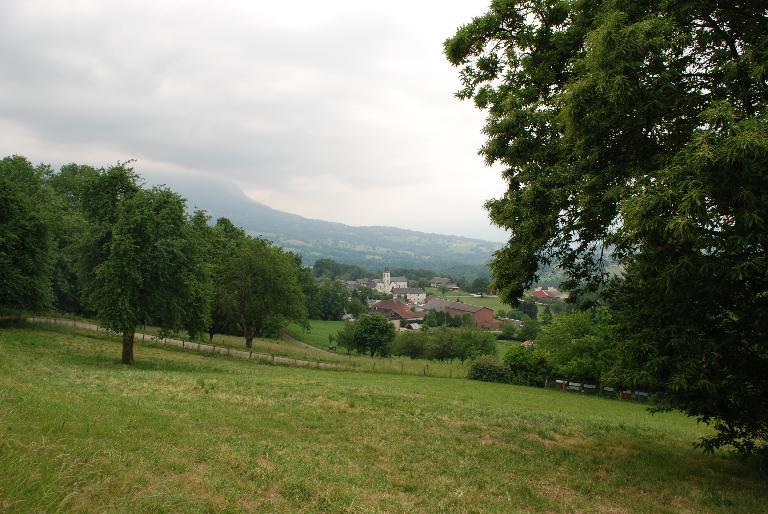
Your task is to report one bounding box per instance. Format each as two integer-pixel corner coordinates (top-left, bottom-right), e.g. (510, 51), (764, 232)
(424, 290), (510, 314)
(1, 323), (766, 513)
(286, 320), (347, 350)
(42, 317), (471, 379)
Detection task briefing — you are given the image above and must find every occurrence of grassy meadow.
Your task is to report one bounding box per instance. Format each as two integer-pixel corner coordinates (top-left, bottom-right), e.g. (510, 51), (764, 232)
(286, 320), (347, 350)
(424, 289), (510, 314)
(1, 322), (766, 513)
(131, 319), (470, 379)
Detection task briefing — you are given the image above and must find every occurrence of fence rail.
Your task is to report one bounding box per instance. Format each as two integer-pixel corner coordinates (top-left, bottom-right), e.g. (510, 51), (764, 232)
(24, 316), (350, 371)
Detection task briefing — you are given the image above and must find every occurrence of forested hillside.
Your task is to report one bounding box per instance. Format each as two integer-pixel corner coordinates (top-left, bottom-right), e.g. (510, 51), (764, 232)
(162, 173), (501, 274)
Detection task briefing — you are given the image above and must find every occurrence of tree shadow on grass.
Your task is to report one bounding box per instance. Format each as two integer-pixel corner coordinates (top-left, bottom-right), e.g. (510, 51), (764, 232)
(14, 323), (243, 375)
(562, 431), (768, 512)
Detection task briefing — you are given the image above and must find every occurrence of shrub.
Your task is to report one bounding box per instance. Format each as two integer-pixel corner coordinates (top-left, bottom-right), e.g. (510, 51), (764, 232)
(497, 321), (519, 341)
(425, 327), (454, 360)
(392, 330), (428, 359)
(467, 355), (510, 383)
(503, 344), (554, 387)
(454, 328), (497, 362)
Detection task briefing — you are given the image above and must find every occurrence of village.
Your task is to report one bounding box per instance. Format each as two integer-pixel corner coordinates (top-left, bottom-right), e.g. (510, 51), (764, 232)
(346, 266), (568, 332)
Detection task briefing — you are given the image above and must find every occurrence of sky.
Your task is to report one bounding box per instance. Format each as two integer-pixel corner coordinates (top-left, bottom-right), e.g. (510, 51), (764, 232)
(0, 0), (509, 242)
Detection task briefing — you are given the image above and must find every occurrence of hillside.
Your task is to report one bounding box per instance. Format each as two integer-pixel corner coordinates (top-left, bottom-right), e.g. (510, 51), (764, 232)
(2, 323), (766, 513)
(160, 174), (501, 273)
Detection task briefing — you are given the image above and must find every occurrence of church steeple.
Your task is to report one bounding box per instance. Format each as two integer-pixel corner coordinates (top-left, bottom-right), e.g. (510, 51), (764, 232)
(383, 266), (391, 291)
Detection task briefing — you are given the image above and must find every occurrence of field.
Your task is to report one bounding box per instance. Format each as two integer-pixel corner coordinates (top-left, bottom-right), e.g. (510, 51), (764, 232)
(286, 320), (347, 350)
(32, 317), (471, 379)
(1, 323), (766, 513)
(424, 289), (510, 314)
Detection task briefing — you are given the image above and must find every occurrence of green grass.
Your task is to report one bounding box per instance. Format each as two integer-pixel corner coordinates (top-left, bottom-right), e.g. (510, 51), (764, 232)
(52, 317), (470, 379)
(1, 323), (766, 513)
(424, 289), (511, 314)
(286, 320), (347, 350)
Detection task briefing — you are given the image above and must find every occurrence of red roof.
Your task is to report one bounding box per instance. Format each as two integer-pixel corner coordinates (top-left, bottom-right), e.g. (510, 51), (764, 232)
(530, 290), (556, 299)
(371, 299), (419, 319)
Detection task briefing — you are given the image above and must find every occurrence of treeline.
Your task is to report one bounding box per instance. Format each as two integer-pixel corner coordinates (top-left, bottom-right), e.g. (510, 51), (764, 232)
(312, 258), (442, 288)
(331, 314), (497, 362)
(312, 257), (494, 292)
(306, 280), (387, 321)
(391, 327), (496, 362)
(470, 310), (621, 389)
(0, 156), (321, 363)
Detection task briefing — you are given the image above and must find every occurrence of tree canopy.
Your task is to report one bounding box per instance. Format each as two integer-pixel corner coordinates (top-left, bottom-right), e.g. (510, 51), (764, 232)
(85, 175), (210, 364)
(218, 237), (307, 347)
(446, 0), (768, 454)
(0, 156), (54, 313)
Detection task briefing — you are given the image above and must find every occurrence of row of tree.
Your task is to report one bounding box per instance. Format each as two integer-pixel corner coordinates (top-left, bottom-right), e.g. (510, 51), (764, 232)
(331, 315), (498, 362)
(0, 157), (311, 362)
(391, 327), (496, 362)
(312, 257), (496, 293)
(469, 310), (620, 388)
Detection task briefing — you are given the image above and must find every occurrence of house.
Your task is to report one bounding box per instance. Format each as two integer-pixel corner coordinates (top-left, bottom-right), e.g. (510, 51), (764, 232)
(529, 287), (568, 300)
(392, 287), (427, 304)
(530, 289), (556, 300)
(430, 277), (459, 290)
(370, 298), (424, 321)
(422, 297), (499, 330)
(356, 278), (374, 288)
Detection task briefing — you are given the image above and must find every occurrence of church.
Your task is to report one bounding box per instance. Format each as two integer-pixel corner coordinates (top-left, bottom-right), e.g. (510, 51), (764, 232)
(372, 266), (407, 294)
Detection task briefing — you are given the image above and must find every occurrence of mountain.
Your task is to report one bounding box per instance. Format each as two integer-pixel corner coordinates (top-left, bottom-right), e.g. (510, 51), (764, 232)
(156, 174), (501, 275)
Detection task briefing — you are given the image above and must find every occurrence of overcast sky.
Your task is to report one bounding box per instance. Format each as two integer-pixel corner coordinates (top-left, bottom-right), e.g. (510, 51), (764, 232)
(0, 0), (508, 241)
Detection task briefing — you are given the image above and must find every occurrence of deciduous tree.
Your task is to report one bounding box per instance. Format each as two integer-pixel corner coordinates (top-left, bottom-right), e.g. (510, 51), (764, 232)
(86, 180), (210, 364)
(218, 237), (307, 348)
(0, 156), (54, 313)
(446, 0), (768, 454)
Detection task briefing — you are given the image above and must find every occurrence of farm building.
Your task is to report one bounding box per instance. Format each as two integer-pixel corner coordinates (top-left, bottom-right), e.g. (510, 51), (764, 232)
(422, 297), (499, 330)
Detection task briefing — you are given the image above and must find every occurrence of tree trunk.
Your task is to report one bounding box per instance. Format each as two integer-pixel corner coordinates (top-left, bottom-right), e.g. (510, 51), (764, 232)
(122, 330), (135, 364)
(245, 337), (253, 348)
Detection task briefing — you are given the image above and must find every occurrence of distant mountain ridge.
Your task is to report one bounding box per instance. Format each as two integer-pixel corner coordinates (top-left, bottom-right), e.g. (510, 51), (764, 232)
(157, 174), (501, 275)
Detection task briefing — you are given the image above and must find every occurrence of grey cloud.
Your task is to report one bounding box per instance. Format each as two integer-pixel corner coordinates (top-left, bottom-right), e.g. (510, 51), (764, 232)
(0, 0), (506, 240)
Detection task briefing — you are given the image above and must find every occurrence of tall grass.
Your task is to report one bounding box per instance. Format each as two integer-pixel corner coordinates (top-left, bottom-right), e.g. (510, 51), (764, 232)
(1, 324), (766, 513)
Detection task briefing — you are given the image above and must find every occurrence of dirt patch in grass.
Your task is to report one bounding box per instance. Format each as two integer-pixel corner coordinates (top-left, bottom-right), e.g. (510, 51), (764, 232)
(524, 431), (583, 450)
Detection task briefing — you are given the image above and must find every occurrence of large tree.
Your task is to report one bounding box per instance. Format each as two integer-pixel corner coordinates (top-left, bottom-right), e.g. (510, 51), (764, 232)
(0, 156), (54, 313)
(47, 163), (99, 314)
(315, 279), (349, 321)
(351, 313), (396, 357)
(218, 237), (307, 348)
(446, 1), (767, 454)
(84, 168), (209, 364)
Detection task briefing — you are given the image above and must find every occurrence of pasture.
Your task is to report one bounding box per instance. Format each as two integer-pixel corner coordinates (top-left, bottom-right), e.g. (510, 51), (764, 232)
(286, 320), (347, 350)
(1, 323), (765, 513)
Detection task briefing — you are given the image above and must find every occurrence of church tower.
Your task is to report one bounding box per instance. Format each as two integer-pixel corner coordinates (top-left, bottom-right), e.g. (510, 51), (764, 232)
(383, 266), (391, 293)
